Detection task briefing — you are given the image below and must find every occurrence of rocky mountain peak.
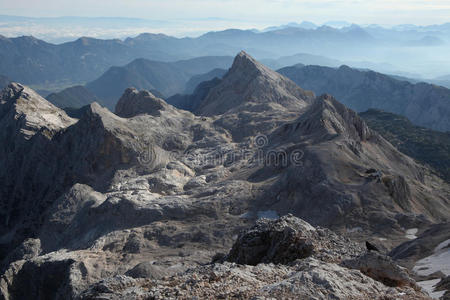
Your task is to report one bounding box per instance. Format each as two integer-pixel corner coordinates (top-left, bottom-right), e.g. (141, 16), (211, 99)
(115, 87), (168, 118)
(0, 82), (76, 139)
(230, 50), (269, 75)
(196, 51), (315, 116)
(290, 93), (372, 141)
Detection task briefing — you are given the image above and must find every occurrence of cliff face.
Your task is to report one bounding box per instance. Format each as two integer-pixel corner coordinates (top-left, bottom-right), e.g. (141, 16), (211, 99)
(0, 53), (449, 299)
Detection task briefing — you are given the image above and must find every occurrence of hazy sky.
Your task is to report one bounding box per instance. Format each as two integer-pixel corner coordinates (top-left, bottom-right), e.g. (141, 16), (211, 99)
(1, 0), (449, 26)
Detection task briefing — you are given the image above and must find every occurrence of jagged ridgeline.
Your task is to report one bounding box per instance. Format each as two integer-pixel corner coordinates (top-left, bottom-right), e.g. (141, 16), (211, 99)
(0, 52), (449, 299)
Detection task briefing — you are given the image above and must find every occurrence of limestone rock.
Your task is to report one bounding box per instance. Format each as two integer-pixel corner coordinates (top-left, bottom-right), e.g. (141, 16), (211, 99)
(196, 51), (315, 116)
(226, 215), (362, 265)
(0, 82), (77, 139)
(115, 88), (168, 118)
(343, 252), (418, 288)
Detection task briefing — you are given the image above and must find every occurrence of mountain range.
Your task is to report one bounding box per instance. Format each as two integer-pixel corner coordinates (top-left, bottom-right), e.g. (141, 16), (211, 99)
(85, 56), (233, 109)
(0, 52), (449, 299)
(47, 58), (450, 135)
(1, 22), (449, 92)
(46, 56), (232, 110)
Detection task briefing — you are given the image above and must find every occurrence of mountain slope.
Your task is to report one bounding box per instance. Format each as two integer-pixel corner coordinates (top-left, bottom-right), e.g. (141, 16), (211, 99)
(183, 68), (227, 94)
(46, 85), (100, 108)
(360, 109), (450, 182)
(85, 56), (233, 109)
(278, 64), (450, 131)
(167, 77), (222, 112)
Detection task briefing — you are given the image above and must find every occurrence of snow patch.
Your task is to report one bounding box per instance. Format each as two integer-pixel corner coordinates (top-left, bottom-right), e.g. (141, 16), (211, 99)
(405, 228), (418, 240)
(239, 212), (253, 219)
(257, 210), (279, 220)
(416, 279), (445, 299)
(347, 227), (362, 233)
(413, 239), (450, 277)
(240, 210), (279, 220)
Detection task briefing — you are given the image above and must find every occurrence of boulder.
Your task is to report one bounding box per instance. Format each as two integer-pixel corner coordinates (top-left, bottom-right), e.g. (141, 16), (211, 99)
(343, 252), (418, 288)
(226, 214), (362, 265)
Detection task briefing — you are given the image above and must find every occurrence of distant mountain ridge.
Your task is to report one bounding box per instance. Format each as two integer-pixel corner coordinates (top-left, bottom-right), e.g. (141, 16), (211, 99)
(46, 86), (99, 109)
(43, 56), (232, 110)
(278, 64), (450, 132)
(0, 26), (376, 88)
(85, 56), (233, 110)
(361, 109), (450, 182)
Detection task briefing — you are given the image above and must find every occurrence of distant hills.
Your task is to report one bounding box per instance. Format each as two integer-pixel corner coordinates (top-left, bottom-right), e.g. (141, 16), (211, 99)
(35, 58), (450, 134)
(49, 56), (233, 110)
(278, 64), (450, 132)
(46, 86), (100, 109)
(183, 68), (227, 94)
(361, 109), (450, 182)
(3, 23), (446, 90)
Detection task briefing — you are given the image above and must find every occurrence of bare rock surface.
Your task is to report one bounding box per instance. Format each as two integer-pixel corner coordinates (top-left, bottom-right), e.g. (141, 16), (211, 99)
(78, 216), (430, 300)
(197, 50), (315, 116)
(0, 52), (449, 299)
(115, 88), (168, 118)
(343, 252), (417, 288)
(226, 214), (362, 265)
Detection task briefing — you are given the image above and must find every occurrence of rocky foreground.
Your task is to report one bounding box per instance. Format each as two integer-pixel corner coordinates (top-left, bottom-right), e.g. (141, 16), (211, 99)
(75, 215), (428, 299)
(0, 51), (449, 299)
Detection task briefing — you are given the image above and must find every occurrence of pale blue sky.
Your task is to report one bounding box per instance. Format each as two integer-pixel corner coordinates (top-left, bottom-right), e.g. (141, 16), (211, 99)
(1, 0), (449, 26)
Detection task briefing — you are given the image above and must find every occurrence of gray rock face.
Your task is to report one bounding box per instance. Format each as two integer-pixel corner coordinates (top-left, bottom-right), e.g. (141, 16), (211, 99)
(115, 88), (167, 118)
(343, 252), (417, 288)
(167, 77), (222, 112)
(226, 214), (362, 265)
(0, 52), (449, 299)
(196, 51), (315, 116)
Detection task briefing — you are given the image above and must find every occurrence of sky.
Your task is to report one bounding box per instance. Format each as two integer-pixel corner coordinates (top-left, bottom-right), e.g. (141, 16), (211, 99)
(0, 0), (449, 41)
(1, 0), (449, 26)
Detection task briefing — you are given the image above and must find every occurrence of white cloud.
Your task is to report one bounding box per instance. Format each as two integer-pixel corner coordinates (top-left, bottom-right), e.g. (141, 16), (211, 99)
(0, 0), (448, 38)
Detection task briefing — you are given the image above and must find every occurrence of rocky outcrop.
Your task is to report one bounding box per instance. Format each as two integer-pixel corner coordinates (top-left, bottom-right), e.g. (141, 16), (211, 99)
(77, 216), (429, 299)
(343, 252), (418, 288)
(115, 88), (167, 118)
(0, 83), (76, 139)
(226, 214), (362, 265)
(286, 93), (373, 141)
(79, 259), (430, 299)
